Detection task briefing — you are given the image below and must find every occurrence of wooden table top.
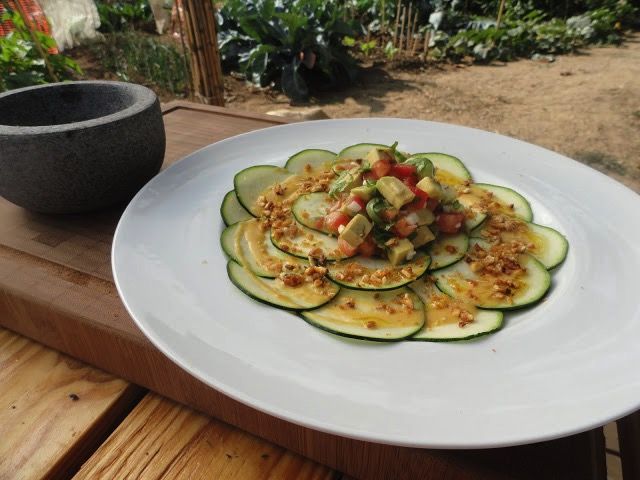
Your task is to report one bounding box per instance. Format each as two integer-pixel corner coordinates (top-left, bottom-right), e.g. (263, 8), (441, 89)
(0, 101), (633, 479)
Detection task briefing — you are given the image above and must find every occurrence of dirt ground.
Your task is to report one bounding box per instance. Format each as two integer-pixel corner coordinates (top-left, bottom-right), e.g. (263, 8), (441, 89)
(225, 34), (640, 193)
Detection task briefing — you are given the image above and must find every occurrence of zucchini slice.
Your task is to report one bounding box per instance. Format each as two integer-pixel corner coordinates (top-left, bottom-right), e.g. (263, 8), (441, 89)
(285, 149), (336, 173)
(427, 233), (469, 271)
(408, 278), (504, 341)
(271, 221), (352, 261)
(223, 219), (306, 277)
(471, 184), (533, 221)
(221, 190), (253, 226)
(471, 218), (568, 270)
(457, 194), (487, 231)
(220, 222), (241, 261)
(292, 192), (334, 234)
(301, 287), (425, 341)
(227, 261), (339, 310)
(432, 242), (551, 310)
(337, 143), (389, 160)
(234, 165), (294, 215)
(420, 153), (472, 186)
(327, 253), (431, 290)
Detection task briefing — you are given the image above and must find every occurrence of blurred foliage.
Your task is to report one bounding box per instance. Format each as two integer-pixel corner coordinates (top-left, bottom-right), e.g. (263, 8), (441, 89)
(217, 0), (361, 101)
(346, 0), (638, 63)
(0, 10), (81, 92)
(95, 0), (154, 33)
(89, 31), (187, 95)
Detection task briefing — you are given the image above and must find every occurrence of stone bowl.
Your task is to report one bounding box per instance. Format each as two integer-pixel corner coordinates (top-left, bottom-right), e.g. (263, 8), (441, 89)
(0, 81), (165, 214)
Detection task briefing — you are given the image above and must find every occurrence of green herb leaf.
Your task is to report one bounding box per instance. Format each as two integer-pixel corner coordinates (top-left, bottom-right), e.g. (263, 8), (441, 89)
(403, 154), (435, 179)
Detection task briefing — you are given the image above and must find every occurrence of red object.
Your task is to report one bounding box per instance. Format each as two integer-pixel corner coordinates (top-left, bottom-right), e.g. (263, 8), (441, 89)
(338, 238), (358, 256)
(390, 163), (417, 179)
(437, 213), (465, 233)
(402, 175), (418, 188)
(0, 0), (58, 53)
(393, 217), (418, 238)
(358, 236), (376, 257)
(380, 207), (398, 222)
(371, 159), (391, 179)
(426, 198), (440, 211)
(406, 195), (427, 211)
(346, 195), (366, 211)
(363, 171), (377, 183)
(325, 211), (350, 234)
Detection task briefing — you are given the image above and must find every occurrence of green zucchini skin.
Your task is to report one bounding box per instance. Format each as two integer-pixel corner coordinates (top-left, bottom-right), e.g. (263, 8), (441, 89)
(408, 278), (504, 342)
(473, 183), (533, 222)
(291, 192), (334, 234)
(470, 221), (569, 270)
(227, 260), (339, 311)
(433, 253), (551, 311)
(285, 149), (336, 173)
(427, 233), (469, 271)
(221, 190), (253, 226)
(233, 165), (293, 215)
(326, 254), (431, 291)
(423, 152), (473, 182)
(220, 223), (241, 262)
(301, 287), (425, 341)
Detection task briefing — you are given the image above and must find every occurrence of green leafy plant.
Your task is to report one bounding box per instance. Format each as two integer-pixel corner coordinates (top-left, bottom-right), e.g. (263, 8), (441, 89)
(96, 0), (154, 33)
(89, 31), (188, 95)
(217, 0), (361, 101)
(0, 10), (81, 92)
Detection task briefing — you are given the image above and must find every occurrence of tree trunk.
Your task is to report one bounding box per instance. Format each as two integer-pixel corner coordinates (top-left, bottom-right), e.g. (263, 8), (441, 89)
(181, 0), (224, 106)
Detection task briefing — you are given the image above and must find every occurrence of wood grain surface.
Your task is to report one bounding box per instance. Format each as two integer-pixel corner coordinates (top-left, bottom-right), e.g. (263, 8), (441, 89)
(0, 327), (143, 480)
(0, 102), (611, 480)
(74, 394), (337, 480)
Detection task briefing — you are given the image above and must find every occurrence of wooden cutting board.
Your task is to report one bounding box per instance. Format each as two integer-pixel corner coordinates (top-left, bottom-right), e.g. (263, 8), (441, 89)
(0, 101), (607, 480)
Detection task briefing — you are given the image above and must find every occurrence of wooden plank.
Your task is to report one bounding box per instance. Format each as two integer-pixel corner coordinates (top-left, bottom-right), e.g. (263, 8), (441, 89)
(74, 394), (336, 480)
(617, 412), (640, 480)
(0, 103), (611, 480)
(0, 327), (144, 480)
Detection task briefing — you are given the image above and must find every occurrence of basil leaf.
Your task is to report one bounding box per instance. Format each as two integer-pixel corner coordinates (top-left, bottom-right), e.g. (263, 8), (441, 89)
(404, 154), (435, 179)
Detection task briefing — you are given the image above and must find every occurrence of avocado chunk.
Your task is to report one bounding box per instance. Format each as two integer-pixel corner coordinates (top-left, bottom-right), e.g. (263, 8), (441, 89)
(387, 238), (416, 266)
(350, 184), (377, 201)
(339, 213), (372, 248)
(411, 226), (436, 248)
(416, 176), (443, 200)
(376, 176), (415, 210)
(366, 148), (393, 165)
(413, 208), (435, 226)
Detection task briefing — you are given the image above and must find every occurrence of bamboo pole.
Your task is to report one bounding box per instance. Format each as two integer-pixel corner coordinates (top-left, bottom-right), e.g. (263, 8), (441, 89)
(409, 10), (419, 54)
(393, 0), (401, 47)
(405, 3), (412, 52)
(181, 0), (224, 106)
(423, 29), (431, 60)
(496, 0), (507, 29)
(398, 5), (406, 52)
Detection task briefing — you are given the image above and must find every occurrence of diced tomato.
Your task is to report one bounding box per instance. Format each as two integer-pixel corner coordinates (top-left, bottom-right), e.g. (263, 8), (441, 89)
(413, 187), (429, 201)
(349, 195), (366, 210)
(436, 212), (465, 234)
(380, 207), (398, 222)
(338, 238), (358, 256)
(402, 175), (418, 188)
(371, 159), (391, 179)
(325, 211), (350, 234)
(426, 198), (439, 211)
(406, 195), (427, 211)
(358, 236), (376, 257)
(363, 171), (377, 183)
(390, 163), (417, 179)
(394, 217), (418, 238)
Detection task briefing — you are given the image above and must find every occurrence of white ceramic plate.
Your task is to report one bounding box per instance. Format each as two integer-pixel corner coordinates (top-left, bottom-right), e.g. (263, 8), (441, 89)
(113, 118), (640, 449)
